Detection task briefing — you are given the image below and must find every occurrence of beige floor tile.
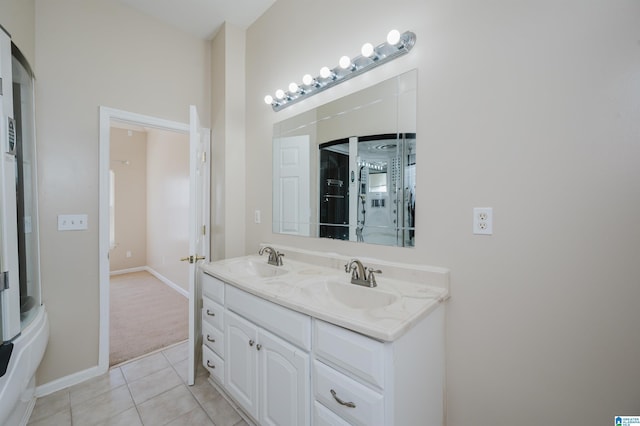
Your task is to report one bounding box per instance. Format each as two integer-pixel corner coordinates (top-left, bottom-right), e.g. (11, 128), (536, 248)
(121, 352), (170, 383)
(27, 405), (72, 426)
(28, 388), (70, 423)
(71, 384), (134, 426)
(162, 341), (189, 365)
(93, 406), (142, 426)
(128, 366), (182, 405)
(69, 368), (126, 407)
(137, 384), (200, 425)
(186, 379), (248, 426)
(172, 357), (207, 383)
(164, 405), (214, 426)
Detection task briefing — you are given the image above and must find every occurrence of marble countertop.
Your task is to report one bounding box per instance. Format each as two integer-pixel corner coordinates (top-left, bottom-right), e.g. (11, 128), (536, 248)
(200, 248), (449, 342)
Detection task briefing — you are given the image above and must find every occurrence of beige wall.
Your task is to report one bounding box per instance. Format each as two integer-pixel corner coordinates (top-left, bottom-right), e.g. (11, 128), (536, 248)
(0, 0), (35, 66)
(34, 0), (210, 384)
(146, 128), (189, 291)
(210, 23), (246, 260)
(246, 1), (640, 425)
(109, 128), (147, 271)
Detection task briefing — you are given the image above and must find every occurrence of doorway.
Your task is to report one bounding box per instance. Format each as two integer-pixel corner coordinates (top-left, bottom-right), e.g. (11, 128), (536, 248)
(99, 107), (208, 375)
(108, 124), (190, 366)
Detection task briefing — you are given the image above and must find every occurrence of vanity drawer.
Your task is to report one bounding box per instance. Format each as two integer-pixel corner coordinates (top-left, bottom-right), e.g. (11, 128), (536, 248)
(226, 285), (311, 351)
(201, 271), (225, 304)
(202, 297), (224, 330)
(313, 401), (351, 426)
(203, 345), (224, 384)
(313, 320), (385, 389)
(202, 319), (224, 357)
(313, 360), (384, 426)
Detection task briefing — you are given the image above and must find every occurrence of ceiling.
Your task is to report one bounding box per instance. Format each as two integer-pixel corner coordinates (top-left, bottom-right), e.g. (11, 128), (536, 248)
(118, 0), (276, 40)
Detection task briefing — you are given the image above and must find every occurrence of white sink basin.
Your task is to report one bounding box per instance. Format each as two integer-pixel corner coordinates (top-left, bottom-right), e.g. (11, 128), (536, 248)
(302, 280), (399, 310)
(224, 259), (288, 278)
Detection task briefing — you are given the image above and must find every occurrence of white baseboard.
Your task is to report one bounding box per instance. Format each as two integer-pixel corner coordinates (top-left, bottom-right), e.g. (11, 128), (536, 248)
(110, 266), (188, 298)
(110, 266), (146, 275)
(35, 365), (104, 398)
(145, 267), (188, 298)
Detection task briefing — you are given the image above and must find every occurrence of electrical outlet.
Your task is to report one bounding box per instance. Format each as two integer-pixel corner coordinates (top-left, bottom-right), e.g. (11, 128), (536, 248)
(473, 207), (493, 235)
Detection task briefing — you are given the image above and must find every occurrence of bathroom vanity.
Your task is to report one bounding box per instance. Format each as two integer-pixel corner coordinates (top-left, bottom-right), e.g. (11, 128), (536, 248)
(199, 245), (449, 426)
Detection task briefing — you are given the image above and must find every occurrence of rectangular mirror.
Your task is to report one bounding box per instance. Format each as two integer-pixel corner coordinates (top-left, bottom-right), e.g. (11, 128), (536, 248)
(272, 69), (416, 247)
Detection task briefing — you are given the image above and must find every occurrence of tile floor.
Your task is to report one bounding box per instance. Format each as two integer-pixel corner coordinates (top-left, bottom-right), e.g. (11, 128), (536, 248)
(27, 341), (248, 426)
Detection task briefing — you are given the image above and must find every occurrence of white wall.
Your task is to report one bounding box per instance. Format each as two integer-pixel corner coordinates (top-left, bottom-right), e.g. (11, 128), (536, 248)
(245, 0), (640, 425)
(146, 128), (189, 291)
(34, 0), (210, 385)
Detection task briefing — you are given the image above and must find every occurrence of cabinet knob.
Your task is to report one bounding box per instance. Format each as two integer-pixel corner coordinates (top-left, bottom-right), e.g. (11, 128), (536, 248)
(206, 360), (215, 369)
(206, 335), (215, 343)
(330, 389), (356, 408)
(256, 344), (262, 351)
(249, 339), (255, 347)
(206, 309), (215, 317)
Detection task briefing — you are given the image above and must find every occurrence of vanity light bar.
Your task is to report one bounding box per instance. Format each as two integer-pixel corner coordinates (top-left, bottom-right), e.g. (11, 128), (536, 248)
(264, 30), (416, 112)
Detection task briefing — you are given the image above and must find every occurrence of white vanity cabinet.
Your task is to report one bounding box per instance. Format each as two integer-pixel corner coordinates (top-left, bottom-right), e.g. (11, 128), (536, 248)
(201, 272), (225, 384)
(312, 308), (445, 426)
(225, 285), (311, 426)
(200, 257), (447, 426)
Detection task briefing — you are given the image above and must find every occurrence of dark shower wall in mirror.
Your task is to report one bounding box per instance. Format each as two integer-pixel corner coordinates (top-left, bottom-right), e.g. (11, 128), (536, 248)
(319, 139), (349, 240)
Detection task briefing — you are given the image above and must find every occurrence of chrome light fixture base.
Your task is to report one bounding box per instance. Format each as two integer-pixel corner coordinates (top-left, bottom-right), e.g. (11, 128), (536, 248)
(266, 30), (416, 112)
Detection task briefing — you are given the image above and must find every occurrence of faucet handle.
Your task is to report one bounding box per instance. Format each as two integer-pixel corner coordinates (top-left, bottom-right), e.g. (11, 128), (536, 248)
(366, 269), (382, 287)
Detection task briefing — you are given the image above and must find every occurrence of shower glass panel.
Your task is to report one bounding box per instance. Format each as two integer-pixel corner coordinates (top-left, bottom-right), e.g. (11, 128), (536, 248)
(12, 49), (40, 330)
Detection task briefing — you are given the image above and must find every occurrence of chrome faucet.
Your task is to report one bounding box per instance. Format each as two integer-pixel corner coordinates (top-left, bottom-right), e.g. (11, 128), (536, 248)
(344, 259), (381, 287)
(258, 246), (284, 266)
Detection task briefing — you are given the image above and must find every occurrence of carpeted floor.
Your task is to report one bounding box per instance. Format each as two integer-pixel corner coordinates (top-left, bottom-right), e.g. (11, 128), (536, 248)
(110, 271), (188, 366)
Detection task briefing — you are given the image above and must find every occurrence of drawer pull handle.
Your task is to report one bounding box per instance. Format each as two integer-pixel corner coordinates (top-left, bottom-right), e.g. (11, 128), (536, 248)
(206, 335), (215, 343)
(206, 360), (215, 369)
(330, 389), (356, 408)
(206, 309), (216, 317)
(249, 339), (255, 347)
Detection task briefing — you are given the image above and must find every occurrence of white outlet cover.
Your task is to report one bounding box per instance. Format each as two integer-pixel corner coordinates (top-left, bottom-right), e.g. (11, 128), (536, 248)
(473, 207), (493, 235)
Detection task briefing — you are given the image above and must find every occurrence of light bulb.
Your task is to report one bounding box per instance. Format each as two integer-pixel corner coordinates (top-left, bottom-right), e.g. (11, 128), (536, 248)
(386, 29), (401, 45)
(302, 74), (314, 86)
(319, 66), (332, 79)
(264, 95), (273, 105)
(288, 82), (299, 93)
(361, 43), (375, 57)
(275, 89), (285, 100)
(339, 55), (352, 70)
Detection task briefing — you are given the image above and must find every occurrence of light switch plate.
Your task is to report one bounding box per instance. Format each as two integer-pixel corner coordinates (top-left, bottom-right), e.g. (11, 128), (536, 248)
(58, 214), (88, 231)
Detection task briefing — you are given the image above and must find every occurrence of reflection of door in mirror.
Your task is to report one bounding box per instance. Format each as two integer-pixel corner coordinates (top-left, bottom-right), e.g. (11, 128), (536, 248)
(272, 136), (311, 236)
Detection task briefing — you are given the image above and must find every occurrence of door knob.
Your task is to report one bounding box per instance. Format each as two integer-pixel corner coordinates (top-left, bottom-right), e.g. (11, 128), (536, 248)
(180, 255), (206, 264)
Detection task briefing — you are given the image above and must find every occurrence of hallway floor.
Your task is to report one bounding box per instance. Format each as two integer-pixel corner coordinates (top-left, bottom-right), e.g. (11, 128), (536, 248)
(27, 341), (248, 426)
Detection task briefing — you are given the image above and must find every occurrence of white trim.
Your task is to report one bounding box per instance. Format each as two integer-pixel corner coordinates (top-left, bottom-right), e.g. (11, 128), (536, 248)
(109, 266), (188, 297)
(18, 397), (36, 426)
(146, 267), (189, 298)
(109, 266), (146, 275)
(35, 365), (103, 398)
(98, 106), (190, 375)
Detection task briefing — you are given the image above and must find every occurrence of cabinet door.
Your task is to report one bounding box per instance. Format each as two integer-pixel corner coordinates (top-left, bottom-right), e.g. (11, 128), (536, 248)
(225, 310), (259, 419)
(259, 329), (310, 426)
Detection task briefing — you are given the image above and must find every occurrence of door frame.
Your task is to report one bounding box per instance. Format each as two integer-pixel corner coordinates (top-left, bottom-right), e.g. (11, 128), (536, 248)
(98, 107), (190, 373)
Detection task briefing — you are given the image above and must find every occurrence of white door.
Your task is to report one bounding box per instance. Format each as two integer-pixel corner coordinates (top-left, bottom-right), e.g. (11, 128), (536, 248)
(187, 105), (210, 385)
(272, 136), (310, 236)
(259, 328), (310, 426)
(0, 30), (21, 343)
